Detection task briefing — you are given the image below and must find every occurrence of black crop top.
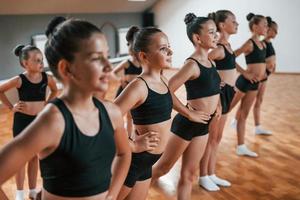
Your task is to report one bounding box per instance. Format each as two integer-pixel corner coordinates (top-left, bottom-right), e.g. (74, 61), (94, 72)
(40, 98), (116, 197)
(264, 41), (276, 58)
(124, 60), (143, 75)
(130, 77), (173, 125)
(215, 44), (236, 70)
(185, 58), (221, 100)
(245, 39), (266, 64)
(17, 72), (48, 101)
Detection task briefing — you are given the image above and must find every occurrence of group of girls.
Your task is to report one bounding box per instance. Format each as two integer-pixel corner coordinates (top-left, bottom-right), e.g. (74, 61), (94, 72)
(0, 8), (277, 200)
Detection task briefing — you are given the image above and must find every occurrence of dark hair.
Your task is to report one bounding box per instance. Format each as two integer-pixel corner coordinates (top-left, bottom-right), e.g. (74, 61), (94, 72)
(208, 10), (234, 31)
(246, 13), (265, 31)
(266, 16), (277, 28)
(184, 13), (211, 44)
(126, 26), (139, 44)
(13, 44), (40, 67)
(129, 26), (162, 53)
(45, 16), (103, 79)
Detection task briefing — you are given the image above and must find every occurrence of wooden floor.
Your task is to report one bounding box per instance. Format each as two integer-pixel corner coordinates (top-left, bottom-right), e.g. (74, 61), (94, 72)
(1, 71), (300, 200)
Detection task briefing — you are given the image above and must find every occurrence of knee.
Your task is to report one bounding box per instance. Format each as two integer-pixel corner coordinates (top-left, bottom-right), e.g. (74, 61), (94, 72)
(208, 136), (221, 147)
(180, 168), (197, 184)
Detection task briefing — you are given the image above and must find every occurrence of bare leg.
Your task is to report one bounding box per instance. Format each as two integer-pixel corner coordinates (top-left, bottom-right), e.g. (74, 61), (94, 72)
(236, 91), (258, 157)
(126, 179), (151, 200)
(152, 134), (190, 184)
(177, 135), (208, 200)
(28, 155), (38, 199)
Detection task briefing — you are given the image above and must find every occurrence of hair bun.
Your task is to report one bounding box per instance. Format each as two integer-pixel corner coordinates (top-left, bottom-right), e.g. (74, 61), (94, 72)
(246, 13), (255, 21)
(45, 16), (66, 37)
(207, 12), (216, 21)
(184, 13), (197, 25)
(126, 26), (140, 42)
(13, 45), (25, 56)
(266, 16), (272, 25)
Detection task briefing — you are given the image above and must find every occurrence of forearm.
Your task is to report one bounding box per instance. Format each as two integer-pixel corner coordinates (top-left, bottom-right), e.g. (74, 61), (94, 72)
(46, 90), (58, 102)
(235, 63), (246, 75)
(171, 92), (190, 118)
(107, 153), (131, 199)
(0, 93), (13, 110)
(0, 188), (8, 200)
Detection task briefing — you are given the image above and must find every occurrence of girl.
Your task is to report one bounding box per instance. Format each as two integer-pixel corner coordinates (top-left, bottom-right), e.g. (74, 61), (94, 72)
(0, 17), (131, 200)
(152, 13), (220, 200)
(112, 26), (143, 136)
(0, 44), (58, 200)
(198, 10), (239, 191)
(115, 26), (209, 200)
(253, 17), (278, 135)
(231, 18), (278, 136)
(114, 26), (173, 200)
(229, 13), (268, 157)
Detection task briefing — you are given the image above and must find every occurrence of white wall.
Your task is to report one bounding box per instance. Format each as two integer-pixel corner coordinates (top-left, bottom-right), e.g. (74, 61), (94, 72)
(152, 0), (299, 73)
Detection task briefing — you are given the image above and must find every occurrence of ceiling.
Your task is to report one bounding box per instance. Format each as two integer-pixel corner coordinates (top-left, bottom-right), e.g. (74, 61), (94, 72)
(0, 0), (158, 15)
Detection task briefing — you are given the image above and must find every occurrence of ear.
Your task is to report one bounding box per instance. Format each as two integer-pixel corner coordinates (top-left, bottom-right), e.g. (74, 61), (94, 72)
(137, 51), (148, 64)
(192, 33), (202, 45)
(219, 22), (225, 30)
(57, 59), (73, 80)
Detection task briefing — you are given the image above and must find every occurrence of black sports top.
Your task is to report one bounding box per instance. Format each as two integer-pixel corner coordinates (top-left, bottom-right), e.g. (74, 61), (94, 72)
(245, 39), (266, 64)
(124, 60), (143, 75)
(215, 44), (236, 70)
(185, 58), (221, 100)
(40, 98), (116, 197)
(130, 77), (173, 125)
(17, 72), (48, 101)
(264, 41), (276, 58)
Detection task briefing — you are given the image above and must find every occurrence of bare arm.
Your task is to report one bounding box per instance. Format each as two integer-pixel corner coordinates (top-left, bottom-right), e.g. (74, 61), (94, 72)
(111, 60), (128, 82)
(104, 102), (131, 200)
(0, 76), (21, 110)
(169, 61), (210, 123)
(46, 75), (58, 102)
(0, 188), (8, 200)
(209, 46), (225, 61)
(0, 104), (63, 185)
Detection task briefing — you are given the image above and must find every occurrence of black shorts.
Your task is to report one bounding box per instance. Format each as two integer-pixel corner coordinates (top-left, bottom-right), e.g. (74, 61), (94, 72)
(13, 112), (36, 137)
(124, 151), (162, 188)
(235, 74), (259, 93)
(171, 113), (213, 141)
(220, 84), (236, 114)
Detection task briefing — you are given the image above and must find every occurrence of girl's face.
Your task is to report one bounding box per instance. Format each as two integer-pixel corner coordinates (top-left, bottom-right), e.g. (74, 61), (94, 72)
(198, 20), (218, 49)
(254, 18), (268, 36)
(267, 24), (278, 39)
(70, 33), (110, 93)
(23, 51), (44, 72)
(143, 32), (173, 69)
(222, 14), (239, 34)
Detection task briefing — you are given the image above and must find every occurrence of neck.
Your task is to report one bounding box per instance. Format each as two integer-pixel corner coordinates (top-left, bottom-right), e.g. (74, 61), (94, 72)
(142, 66), (162, 80)
(61, 84), (95, 111)
(219, 31), (230, 44)
(265, 36), (272, 42)
(251, 33), (261, 41)
(195, 46), (209, 60)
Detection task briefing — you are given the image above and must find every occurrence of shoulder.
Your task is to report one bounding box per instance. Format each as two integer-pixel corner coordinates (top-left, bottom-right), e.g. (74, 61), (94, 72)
(101, 100), (123, 129)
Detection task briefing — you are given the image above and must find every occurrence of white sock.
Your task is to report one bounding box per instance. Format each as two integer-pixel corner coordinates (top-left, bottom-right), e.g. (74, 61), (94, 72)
(230, 118), (237, 129)
(29, 189), (37, 199)
(198, 176), (220, 191)
(15, 190), (24, 200)
(255, 125), (272, 135)
(209, 174), (231, 187)
(236, 144), (258, 157)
